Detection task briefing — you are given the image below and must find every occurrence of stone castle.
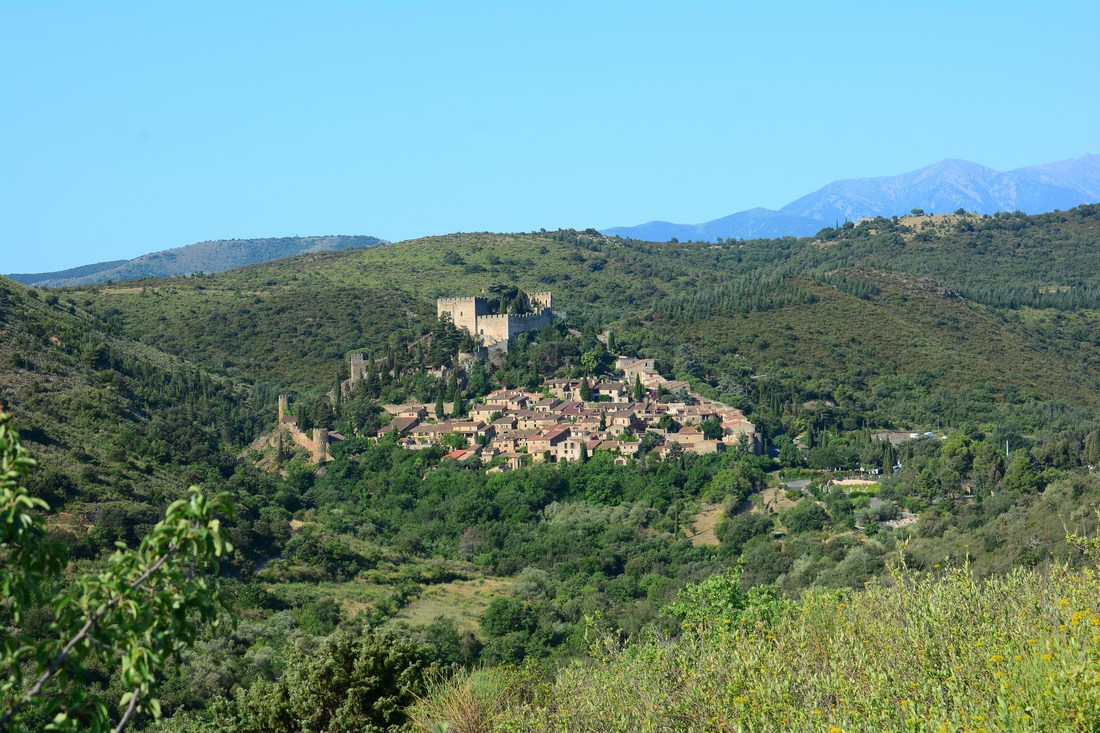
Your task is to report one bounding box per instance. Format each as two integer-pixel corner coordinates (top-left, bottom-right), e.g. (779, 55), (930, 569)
(436, 291), (553, 349)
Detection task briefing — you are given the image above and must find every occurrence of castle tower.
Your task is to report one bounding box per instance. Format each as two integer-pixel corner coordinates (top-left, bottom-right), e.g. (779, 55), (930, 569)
(529, 291), (553, 311)
(277, 394), (292, 423)
(349, 353), (368, 384)
(314, 427), (330, 463)
(437, 296), (488, 334)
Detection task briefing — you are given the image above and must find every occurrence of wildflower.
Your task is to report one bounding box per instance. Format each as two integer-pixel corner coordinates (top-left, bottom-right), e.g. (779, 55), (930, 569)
(827, 728), (843, 733)
(1040, 653), (1053, 661)
(735, 697), (748, 704)
(989, 654), (1004, 663)
(1059, 598), (1070, 606)
(1014, 655), (1023, 661)
(813, 709), (823, 716)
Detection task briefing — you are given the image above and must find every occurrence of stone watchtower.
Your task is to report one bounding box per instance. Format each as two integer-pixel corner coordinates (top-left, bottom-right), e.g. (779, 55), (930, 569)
(277, 394), (294, 423)
(436, 296), (490, 334)
(348, 353), (368, 385)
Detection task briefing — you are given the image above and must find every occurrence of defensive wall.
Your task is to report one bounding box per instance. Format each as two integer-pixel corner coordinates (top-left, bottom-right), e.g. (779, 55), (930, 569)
(276, 394), (330, 462)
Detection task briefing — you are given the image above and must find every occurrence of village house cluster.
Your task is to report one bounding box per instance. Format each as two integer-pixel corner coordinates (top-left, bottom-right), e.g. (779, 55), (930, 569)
(379, 356), (761, 470)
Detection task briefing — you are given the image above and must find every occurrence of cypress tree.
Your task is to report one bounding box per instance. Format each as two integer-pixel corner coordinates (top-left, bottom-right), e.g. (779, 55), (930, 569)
(1085, 429), (1100, 464)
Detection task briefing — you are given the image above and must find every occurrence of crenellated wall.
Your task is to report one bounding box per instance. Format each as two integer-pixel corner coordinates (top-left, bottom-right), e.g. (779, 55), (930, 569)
(437, 291), (554, 349)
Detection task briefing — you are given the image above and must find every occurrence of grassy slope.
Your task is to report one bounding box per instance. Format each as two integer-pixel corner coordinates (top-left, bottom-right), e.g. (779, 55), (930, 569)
(469, 563), (1100, 732)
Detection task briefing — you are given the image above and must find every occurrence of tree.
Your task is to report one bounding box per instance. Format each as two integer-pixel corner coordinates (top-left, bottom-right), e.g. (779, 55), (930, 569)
(0, 413), (233, 732)
(580, 350), (599, 377)
(911, 208), (925, 216)
(579, 377), (592, 402)
(782, 498), (830, 533)
(206, 628), (433, 732)
(700, 417), (723, 440)
(633, 374), (645, 402)
(1084, 429), (1100, 465)
(434, 391), (445, 420)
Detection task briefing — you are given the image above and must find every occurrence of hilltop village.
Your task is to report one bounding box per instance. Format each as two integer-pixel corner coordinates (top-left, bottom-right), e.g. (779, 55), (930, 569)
(275, 290), (761, 467)
(380, 356), (760, 469)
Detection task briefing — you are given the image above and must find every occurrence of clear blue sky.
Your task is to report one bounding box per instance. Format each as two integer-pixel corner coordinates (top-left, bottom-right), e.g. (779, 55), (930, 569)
(2, 1), (1098, 273)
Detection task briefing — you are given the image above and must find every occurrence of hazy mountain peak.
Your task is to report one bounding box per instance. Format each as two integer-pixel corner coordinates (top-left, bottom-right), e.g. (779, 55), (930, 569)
(603, 154), (1100, 242)
(7, 235), (388, 287)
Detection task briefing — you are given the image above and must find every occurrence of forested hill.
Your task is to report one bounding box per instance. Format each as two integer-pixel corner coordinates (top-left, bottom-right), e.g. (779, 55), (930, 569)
(0, 276), (262, 507)
(63, 207), (1100, 431)
(7, 234), (387, 287)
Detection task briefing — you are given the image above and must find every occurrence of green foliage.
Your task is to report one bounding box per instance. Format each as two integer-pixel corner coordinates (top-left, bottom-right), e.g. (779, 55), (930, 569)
(1, 414), (233, 732)
(781, 497), (831, 533)
(480, 563), (1100, 732)
(662, 569), (786, 628)
(193, 627), (433, 733)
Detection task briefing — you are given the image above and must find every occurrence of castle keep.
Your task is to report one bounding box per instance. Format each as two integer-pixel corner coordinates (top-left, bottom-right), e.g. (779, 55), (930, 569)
(437, 291), (553, 349)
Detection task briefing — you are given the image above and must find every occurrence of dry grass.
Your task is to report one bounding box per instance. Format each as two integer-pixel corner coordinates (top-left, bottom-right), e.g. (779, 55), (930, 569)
(688, 504), (723, 546)
(394, 577), (514, 631)
(409, 669), (513, 733)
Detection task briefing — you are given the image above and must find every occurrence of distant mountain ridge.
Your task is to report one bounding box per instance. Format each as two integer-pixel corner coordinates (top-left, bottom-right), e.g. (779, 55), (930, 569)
(8, 235), (388, 287)
(603, 154), (1100, 242)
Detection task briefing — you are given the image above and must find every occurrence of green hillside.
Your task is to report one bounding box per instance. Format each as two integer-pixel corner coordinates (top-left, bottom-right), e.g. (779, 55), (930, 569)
(0, 277), (261, 507)
(64, 207), (1100, 433)
(4, 206), (1100, 731)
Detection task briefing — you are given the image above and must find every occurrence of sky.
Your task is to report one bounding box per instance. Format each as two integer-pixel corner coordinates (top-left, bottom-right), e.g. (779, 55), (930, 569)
(2, 1), (1099, 273)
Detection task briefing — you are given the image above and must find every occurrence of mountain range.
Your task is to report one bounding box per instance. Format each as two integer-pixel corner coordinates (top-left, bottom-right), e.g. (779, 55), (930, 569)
(6, 234), (387, 287)
(602, 154), (1100, 242)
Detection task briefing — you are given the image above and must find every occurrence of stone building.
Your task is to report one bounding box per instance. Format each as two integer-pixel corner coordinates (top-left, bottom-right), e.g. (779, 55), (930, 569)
(436, 291), (553, 349)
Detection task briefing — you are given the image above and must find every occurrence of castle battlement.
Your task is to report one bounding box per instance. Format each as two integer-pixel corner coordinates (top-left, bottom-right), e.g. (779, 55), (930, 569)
(437, 290), (554, 350)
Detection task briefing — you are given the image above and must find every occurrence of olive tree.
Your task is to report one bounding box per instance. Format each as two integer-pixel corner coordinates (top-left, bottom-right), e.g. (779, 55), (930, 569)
(1, 413), (233, 732)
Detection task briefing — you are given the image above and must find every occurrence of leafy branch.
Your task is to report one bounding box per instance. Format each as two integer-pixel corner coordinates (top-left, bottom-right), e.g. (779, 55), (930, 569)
(0, 412), (234, 732)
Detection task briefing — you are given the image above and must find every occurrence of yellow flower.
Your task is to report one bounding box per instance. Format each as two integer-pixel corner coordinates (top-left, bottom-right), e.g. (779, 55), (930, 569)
(1014, 655), (1023, 661)
(828, 728), (842, 733)
(989, 654), (1004, 663)
(735, 697), (748, 703)
(1040, 653), (1053, 661)
(1059, 598), (1070, 606)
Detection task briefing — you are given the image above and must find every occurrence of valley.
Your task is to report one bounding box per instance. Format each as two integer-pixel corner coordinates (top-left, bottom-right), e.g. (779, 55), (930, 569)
(3, 207), (1100, 731)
